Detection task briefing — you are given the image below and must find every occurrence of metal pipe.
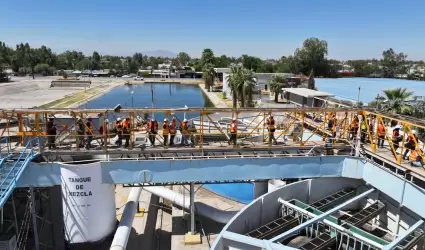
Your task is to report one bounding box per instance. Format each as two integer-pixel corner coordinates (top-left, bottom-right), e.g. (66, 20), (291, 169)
(110, 187), (142, 250)
(383, 220), (424, 250)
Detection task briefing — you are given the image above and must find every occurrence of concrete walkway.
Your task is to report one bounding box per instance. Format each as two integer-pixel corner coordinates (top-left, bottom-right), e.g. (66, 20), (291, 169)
(198, 85), (228, 108)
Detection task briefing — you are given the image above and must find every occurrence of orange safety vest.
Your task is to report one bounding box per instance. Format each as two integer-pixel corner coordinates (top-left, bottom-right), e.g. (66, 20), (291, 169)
(162, 122), (169, 135)
(169, 121), (176, 134)
(377, 124), (385, 136)
(181, 122), (188, 134)
(350, 120), (358, 129)
(230, 120), (237, 134)
(123, 120), (130, 133)
(149, 121), (158, 132)
(409, 150), (418, 161)
(115, 121), (123, 133)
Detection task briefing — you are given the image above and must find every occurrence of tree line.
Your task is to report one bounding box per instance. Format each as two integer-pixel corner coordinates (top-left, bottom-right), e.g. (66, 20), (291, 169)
(0, 38), (423, 79)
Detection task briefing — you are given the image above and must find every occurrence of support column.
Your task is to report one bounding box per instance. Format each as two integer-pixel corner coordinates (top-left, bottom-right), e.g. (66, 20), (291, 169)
(30, 187), (40, 250)
(184, 182), (201, 245)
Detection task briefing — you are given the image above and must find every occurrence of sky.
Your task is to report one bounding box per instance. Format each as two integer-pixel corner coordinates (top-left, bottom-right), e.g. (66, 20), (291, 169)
(1, 0), (424, 60)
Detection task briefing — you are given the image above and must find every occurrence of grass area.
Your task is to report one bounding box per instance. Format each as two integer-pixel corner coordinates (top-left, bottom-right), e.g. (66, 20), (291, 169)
(216, 92), (227, 100)
(38, 86), (108, 108)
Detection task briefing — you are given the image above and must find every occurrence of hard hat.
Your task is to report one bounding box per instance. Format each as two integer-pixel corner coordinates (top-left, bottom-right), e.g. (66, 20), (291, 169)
(117, 117), (121, 122)
(105, 119), (109, 123)
(412, 130), (417, 135)
(395, 125), (402, 129)
(183, 119), (187, 122)
(233, 118), (236, 120)
(164, 118), (168, 121)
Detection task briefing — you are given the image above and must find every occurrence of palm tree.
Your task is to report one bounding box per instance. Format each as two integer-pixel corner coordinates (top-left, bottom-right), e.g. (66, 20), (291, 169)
(203, 63), (215, 92)
(240, 68), (256, 107)
(268, 75), (289, 103)
(382, 87), (413, 114)
(226, 66), (241, 108)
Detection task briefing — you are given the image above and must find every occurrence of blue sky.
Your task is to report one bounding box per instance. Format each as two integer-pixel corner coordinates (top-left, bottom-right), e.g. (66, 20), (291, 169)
(1, 0), (424, 60)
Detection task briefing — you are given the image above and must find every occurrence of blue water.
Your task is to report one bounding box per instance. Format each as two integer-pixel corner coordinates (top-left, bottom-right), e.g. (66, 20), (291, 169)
(316, 78), (425, 103)
(203, 183), (254, 204)
(81, 83), (213, 121)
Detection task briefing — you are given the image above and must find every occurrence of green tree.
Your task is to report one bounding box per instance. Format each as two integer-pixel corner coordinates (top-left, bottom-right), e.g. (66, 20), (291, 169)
(293, 37), (329, 75)
(381, 48), (408, 78)
(175, 52), (191, 67)
(239, 68), (256, 107)
(268, 75), (289, 103)
(226, 66), (242, 108)
(382, 87), (413, 114)
(200, 48), (215, 66)
(203, 63), (215, 92)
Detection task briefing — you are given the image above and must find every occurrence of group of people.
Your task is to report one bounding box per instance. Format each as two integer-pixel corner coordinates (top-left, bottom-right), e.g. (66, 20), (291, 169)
(144, 117), (195, 147)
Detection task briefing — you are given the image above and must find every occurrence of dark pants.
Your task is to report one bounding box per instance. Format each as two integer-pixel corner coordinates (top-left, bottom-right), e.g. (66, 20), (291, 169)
(229, 133), (237, 145)
(392, 141), (399, 156)
(377, 135), (385, 148)
(86, 135), (92, 149)
(163, 134), (168, 146)
(403, 144), (415, 159)
(123, 134), (130, 147)
(47, 134), (56, 149)
(361, 129), (367, 143)
(170, 134), (175, 146)
(149, 132), (157, 146)
(268, 130), (277, 144)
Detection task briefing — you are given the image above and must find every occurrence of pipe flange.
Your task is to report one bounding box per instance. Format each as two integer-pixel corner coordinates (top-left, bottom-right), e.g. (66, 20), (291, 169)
(137, 170), (153, 183)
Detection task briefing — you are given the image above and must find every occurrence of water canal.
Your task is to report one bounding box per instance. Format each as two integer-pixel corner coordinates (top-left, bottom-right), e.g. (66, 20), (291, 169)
(82, 83), (255, 204)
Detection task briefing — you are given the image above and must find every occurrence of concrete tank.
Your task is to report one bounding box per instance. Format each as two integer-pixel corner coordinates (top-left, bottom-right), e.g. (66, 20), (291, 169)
(60, 162), (116, 244)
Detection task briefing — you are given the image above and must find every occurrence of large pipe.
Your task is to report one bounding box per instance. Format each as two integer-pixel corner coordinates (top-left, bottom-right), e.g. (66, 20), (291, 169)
(143, 186), (239, 224)
(110, 187), (142, 250)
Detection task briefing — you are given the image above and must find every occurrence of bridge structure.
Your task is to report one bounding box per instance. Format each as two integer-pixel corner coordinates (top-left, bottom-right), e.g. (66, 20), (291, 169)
(1, 107), (425, 249)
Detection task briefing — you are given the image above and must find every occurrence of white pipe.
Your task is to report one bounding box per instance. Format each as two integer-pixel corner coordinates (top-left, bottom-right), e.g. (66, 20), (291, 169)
(110, 187), (142, 250)
(143, 186), (239, 224)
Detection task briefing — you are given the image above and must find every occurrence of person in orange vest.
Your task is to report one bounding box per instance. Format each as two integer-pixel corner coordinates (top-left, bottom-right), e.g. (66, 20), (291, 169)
(115, 117), (123, 147)
(162, 118), (169, 146)
(122, 117), (131, 148)
(410, 149), (423, 167)
(376, 123), (386, 148)
(391, 125), (402, 157)
(85, 118), (94, 149)
(229, 118), (237, 145)
(266, 115), (277, 145)
(180, 119), (189, 146)
(77, 118), (85, 148)
(349, 117), (359, 140)
(169, 117), (177, 146)
(403, 130), (418, 160)
(46, 117), (57, 149)
(99, 118), (108, 146)
(148, 118), (158, 147)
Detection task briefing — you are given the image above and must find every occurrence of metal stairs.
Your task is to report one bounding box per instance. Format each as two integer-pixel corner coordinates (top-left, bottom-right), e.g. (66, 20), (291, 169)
(0, 137), (40, 209)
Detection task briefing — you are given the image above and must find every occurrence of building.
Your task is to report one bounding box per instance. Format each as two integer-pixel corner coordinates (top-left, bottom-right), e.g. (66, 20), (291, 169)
(282, 88), (334, 107)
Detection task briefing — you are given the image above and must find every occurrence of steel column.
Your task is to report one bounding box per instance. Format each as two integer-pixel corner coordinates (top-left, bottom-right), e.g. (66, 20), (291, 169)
(30, 186), (40, 250)
(382, 220), (424, 250)
(271, 188), (375, 242)
(190, 182), (195, 235)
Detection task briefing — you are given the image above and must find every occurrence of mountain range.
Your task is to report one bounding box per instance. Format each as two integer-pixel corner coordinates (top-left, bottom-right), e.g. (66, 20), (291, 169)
(142, 50), (177, 58)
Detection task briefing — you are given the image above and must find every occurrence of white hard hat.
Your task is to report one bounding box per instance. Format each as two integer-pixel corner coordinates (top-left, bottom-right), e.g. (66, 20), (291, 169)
(395, 125), (402, 129)
(183, 119), (187, 122)
(117, 117), (121, 122)
(232, 117), (236, 120)
(164, 118), (168, 121)
(105, 119), (109, 123)
(412, 130), (417, 135)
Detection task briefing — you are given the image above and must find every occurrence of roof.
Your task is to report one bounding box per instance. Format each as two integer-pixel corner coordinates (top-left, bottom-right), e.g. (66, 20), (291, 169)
(282, 87), (334, 98)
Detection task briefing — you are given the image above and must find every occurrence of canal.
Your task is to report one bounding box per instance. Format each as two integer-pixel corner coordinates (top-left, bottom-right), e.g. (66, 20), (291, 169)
(82, 83), (255, 204)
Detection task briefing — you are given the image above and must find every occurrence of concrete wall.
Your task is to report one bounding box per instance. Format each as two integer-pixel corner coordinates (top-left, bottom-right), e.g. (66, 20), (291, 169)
(50, 81), (91, 88)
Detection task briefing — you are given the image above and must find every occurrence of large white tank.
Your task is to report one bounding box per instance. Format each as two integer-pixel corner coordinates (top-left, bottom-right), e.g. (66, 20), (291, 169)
(60, 162), (116, 243)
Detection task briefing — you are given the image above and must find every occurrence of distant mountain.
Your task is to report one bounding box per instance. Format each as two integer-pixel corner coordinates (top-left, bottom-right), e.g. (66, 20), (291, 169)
(142, 50), (177, 58)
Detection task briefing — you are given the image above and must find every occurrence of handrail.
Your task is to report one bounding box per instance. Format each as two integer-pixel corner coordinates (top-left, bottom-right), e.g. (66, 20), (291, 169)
(0, 137), (40, 190)
(0, 137), (10, 157)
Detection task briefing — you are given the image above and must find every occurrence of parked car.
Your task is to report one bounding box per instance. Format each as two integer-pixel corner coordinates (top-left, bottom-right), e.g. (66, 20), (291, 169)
(121, 75), (131, 78)
(133, 76), (144, 81)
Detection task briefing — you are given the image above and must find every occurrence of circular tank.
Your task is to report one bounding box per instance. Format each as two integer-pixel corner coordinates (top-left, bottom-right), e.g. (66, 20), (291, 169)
(60, 162), (116, 243)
